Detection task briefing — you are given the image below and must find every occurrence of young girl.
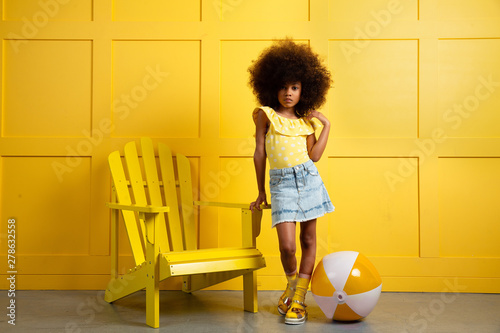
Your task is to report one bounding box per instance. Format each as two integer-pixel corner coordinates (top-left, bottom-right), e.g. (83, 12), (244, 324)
(248, 39), (335, 325)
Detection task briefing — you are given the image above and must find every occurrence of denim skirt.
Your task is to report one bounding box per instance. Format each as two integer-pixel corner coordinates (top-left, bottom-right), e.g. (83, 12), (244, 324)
(269, 159), (335, 227)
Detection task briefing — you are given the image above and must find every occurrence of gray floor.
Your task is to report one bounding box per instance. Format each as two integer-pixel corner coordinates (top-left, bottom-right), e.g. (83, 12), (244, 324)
(1, 290), (499, 332)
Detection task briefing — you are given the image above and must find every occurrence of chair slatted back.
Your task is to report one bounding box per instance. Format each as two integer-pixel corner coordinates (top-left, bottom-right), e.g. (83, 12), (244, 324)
(109, 139), (198, 264)
(123, 142), (148, 248)
(176, 154), (197, 251)
(139, 138), (171, 253)
(157, 142), (184, 251)
(108, 150), (145, 266)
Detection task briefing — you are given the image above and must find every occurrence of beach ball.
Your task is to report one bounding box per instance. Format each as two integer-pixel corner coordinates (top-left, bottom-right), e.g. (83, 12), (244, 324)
(311, 251), (382, 321)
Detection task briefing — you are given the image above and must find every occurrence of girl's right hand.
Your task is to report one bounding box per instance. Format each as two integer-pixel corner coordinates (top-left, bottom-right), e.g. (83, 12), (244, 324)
(307, 110), (330, 126)
(250, 192), (268, 212)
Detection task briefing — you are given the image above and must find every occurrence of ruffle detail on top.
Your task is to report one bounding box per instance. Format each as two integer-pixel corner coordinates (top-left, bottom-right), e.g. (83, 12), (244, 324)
(252, 106), (323, 137)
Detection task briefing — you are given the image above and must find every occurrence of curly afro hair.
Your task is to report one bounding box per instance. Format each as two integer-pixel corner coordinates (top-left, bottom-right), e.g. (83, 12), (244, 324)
(248, 38), (332, 118)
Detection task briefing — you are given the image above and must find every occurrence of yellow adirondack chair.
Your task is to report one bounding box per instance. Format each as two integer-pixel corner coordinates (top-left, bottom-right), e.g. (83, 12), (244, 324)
(104, 138), (266, 328)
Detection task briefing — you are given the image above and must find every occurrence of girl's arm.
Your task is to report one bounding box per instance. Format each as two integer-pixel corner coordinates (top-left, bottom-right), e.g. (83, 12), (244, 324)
(306, 110), (331, 162)
(250, 109), (269, 212)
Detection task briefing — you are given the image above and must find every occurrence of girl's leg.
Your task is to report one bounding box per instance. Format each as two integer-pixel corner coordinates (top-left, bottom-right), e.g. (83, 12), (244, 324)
(285, 219), (317, 325)
(276, 222), (297, 274)
(298, 218), (317, 278)
(276, 222), (298, 315)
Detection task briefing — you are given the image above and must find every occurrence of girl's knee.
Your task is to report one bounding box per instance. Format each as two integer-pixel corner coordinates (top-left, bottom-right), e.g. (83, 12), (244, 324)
(280, 243), (296, 257)
(300, 230), (316, 249)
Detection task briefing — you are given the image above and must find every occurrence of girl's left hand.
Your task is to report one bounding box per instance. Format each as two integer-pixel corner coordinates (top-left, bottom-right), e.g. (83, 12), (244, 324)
(307, 110), (330, 126)
(250, 192), (268, 212)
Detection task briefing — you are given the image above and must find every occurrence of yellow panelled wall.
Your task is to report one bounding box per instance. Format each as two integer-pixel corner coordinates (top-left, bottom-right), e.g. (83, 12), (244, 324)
(1, 0), (499, 293)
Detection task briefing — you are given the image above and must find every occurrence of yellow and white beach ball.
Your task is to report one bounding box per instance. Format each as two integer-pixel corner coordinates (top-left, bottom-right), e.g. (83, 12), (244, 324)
(311, 251), (382, 321)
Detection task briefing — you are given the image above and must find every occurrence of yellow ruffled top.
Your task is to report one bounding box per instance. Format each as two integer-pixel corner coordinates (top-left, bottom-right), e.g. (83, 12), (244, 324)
(253, 106), (323, 170)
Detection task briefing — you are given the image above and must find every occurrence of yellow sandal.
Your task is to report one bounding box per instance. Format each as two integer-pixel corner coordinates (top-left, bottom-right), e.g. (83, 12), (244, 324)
(277, 273), (297, 315)
(285, 277), (310, 325)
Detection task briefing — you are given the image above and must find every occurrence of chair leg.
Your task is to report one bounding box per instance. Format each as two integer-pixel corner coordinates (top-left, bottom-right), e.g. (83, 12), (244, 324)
(146, 272), (160, 328)
(145, 214), (160, 328)
(243, 271), (258, 313)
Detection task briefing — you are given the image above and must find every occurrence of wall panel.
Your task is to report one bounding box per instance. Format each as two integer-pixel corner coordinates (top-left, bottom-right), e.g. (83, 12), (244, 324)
(1, 157), (91, 255)
(3, 40), (92, 137)
(436, 0), (500, 20)
(220, 40), (274, 138)
(327, 157), (419, 256)
(113, 0), (200, 22)
(439, 158), (500, 257)
(329, 0), (418, 21)
(438, 38), (500, 138)
(329, 39), (418, 138)
(220, 0), (309, 22)
(3, 0), (93, 21)
(111, 40), (201, 138)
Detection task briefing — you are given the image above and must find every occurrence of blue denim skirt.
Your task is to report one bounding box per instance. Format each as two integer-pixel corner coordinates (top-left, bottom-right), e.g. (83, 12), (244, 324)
(269, 159), (335, 227)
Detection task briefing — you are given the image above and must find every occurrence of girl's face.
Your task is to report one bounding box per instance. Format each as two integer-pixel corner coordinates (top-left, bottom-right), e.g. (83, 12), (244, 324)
(277, 82), (301, 110)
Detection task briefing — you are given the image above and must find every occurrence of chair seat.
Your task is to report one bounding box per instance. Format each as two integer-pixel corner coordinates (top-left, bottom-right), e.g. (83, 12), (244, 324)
(160, 247), (266, 278)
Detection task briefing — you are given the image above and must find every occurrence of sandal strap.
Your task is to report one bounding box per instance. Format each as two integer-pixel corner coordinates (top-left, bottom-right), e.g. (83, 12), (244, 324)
(292, 299), (307, 307)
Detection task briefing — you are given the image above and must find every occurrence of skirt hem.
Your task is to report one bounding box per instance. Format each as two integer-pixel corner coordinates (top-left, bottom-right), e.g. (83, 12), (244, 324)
(271, 207), (335, 228)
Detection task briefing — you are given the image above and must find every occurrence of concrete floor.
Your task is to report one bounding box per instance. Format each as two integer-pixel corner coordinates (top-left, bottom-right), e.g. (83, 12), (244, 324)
(1, 290), (499, 332)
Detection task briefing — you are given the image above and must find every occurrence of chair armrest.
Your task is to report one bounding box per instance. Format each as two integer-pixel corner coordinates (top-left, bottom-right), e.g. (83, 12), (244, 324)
(254, 204), (272, 210)
(194, 201), (248, 209)
(194, 201), (271, 246)
(106, 203), (170, 213)
(194, 201), (271, 210)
